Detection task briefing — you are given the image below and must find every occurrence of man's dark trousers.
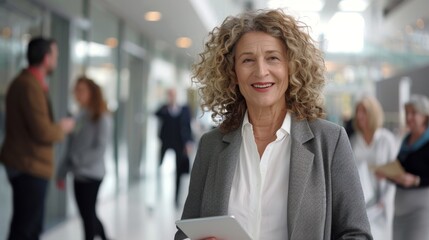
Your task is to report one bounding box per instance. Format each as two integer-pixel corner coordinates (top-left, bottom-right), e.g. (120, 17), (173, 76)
(7, 173), (48, 240)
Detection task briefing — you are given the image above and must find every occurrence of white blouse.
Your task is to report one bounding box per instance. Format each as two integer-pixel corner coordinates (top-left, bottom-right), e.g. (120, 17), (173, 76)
(350, 128), (398, 240)
(228, 112), (291, 240)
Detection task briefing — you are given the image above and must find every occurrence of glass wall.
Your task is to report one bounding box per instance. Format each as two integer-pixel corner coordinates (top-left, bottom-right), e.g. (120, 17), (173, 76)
(88, 2), (119, 112)
(85, 1), (124, 197)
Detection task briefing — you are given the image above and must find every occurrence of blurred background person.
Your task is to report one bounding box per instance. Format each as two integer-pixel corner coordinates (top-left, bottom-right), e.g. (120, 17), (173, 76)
(0, 36), (74, 240)
(350, 95), (397, 240)
(377, 94), (429, 240)
(175, 9), (371, 240)
(155, 88), (193, 207)
(56, 76), (112, 240)
(343, 114), (355, 139)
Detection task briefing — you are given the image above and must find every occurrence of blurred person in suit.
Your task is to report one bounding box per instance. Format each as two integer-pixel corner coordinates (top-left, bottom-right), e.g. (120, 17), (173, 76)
(350, 95), (397, 240)
(155, 88), (193, 206)
(175, 9), (372, 240)
(0, 36), (75, 240)
(376, 94), (429, 240)
(57, 76), (112, 240)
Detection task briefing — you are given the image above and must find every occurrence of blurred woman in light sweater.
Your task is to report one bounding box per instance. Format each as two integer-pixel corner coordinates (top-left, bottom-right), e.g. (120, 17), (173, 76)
(57, 76), (112, 240)
(350, 95), (398, 240)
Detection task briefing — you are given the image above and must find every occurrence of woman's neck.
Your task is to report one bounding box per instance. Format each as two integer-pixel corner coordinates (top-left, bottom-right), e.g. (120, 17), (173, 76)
(247, 106), (287, 157)
(361, 128), (374, 145)
(409, 127), (427, 145)
(249, 106), (286, 130)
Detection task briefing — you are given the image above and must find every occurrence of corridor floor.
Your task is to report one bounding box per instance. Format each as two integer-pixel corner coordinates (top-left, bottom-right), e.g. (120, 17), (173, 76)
(41, 156), (190, 240)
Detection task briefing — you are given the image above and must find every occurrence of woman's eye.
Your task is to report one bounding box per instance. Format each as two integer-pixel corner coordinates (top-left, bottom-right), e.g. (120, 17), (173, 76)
(243, 58), (253, 63)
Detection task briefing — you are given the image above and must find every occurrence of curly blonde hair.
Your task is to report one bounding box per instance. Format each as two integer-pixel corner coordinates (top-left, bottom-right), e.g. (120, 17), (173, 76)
(193, 9), (326, 133)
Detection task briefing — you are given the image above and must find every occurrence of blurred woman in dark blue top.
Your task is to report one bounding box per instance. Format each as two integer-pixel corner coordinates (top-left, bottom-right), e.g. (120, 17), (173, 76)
(377, 94), (429, 240)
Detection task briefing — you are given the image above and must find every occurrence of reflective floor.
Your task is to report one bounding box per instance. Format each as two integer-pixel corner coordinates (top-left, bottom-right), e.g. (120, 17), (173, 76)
(41, 155), (189, 240)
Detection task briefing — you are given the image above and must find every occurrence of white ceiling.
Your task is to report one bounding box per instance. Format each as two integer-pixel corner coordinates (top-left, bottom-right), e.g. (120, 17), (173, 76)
(97, 0), (429, 63)
(98, 0), (212, 62)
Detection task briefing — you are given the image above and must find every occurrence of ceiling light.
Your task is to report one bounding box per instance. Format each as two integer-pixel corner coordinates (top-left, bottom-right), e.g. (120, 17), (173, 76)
(1, 27), (12, 38)
(176, 37), (192, 48)
(338, 0), (369, 12)
(145, 11), (162, 22)
(105, 37), (118, 48)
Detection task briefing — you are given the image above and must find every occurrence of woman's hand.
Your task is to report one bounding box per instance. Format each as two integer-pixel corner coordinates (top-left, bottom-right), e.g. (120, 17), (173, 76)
(375, 170), (386, 180)
(392, 173), (420, 187)
(375, 168), (420, 188)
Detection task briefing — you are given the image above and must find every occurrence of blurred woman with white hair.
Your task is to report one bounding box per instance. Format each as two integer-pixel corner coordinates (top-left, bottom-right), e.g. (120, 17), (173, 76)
(376, 94), (429, 240)
(350, 95), (397, 240)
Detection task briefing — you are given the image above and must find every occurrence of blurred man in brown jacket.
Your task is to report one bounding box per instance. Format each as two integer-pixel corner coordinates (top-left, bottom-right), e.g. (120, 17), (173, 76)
(0, 37), (75, 240)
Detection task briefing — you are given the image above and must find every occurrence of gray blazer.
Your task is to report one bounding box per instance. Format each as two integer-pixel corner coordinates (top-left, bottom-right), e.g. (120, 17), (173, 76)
(175, 116), (372, 240)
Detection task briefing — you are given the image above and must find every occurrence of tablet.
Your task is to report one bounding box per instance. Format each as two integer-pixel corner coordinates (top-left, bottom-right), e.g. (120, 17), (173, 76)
(175, 215), (252, 240)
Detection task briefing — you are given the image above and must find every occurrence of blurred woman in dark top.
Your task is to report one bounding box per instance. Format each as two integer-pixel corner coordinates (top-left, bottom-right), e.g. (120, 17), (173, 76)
(377, 94), (429, 240)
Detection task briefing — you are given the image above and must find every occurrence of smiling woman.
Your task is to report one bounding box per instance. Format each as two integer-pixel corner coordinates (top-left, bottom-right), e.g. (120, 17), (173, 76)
(175, 9), (372, 240)
(193, 9), (326, 134)
(234, 32), (289, 118)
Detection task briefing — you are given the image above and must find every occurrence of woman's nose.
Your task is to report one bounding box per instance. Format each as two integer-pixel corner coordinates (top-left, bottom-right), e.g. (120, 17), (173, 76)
(255, 60), (269, 77)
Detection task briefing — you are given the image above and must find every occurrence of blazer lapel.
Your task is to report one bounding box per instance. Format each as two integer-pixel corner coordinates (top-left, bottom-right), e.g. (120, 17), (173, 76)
(287, 117), (315, 237)
(212, 128), (242, 215)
